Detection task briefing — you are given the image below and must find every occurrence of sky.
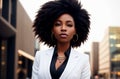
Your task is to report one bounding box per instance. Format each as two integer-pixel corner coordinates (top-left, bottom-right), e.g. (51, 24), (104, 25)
(19, 0), (120, 53)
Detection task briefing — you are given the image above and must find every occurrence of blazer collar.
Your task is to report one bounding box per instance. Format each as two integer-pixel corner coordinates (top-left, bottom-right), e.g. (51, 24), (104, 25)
(60, 48), (79, 78)
(45, 47), (79, 79)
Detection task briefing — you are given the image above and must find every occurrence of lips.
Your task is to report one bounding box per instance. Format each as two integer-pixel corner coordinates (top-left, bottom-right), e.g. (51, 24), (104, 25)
(59, 33), (68, 38)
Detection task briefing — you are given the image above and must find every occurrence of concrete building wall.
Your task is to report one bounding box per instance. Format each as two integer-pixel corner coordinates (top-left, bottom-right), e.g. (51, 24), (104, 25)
(0, 0), (35, 79)
(0, 0), (2, 15)
(99, 27), (111, 78)
(14, 1), (35, 79)
(16, 1), (34, 56)
(90, 42), (99, 78)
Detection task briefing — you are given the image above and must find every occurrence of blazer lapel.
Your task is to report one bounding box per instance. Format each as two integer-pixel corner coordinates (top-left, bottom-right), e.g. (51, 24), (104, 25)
(60, 48), (79, 79)
(42, 48), (54, 79)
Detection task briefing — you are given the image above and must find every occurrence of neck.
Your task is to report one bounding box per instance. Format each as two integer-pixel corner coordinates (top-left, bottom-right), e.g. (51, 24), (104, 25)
(56, 42), (70, 55)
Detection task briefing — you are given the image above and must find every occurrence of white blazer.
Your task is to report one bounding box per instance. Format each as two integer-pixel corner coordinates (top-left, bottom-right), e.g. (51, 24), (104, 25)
(32, 48), (91, 79)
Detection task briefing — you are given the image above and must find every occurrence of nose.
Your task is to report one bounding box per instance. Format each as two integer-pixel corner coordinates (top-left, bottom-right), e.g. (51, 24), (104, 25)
(61, 25), (66, 32)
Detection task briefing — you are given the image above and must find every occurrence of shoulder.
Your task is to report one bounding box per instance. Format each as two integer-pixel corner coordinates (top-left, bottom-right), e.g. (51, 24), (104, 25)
(35, 47), (54, 57)
(72, 48), (89, 61)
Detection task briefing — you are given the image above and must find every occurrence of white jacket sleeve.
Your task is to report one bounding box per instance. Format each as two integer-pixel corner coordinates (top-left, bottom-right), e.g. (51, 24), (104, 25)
(80, 56), (91, 79)
(32, 51), (40, 79)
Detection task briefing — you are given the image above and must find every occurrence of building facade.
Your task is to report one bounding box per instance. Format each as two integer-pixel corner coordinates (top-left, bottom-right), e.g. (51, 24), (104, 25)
(0, 0), (35, 79)
(99, 27), (120, 79)
(90, 42), (99, 78)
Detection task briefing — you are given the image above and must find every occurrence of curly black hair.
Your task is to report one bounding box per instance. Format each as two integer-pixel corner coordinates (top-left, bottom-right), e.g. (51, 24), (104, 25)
(33, 0), (90, 48)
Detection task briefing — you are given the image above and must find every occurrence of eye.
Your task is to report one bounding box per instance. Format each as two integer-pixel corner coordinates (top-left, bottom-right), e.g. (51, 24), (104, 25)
(54, 21), (61, 26)
(67, 24), (73, 27)
(66, 22), (73, 27)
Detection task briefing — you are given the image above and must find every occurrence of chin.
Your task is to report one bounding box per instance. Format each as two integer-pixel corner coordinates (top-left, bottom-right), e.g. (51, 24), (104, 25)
(58, 40), (70, 43)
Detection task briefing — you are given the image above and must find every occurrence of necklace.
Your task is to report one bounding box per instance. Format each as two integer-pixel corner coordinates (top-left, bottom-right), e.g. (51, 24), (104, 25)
(57, 56), (66, 63)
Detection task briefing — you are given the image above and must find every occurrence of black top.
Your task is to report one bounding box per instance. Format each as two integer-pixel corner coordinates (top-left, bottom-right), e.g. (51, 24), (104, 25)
(50, 47), (71, 79)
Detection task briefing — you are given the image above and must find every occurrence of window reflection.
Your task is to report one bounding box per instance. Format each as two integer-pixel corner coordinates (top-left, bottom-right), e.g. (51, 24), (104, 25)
(0, 40), (7, 79)
(110, 30), (120, 78)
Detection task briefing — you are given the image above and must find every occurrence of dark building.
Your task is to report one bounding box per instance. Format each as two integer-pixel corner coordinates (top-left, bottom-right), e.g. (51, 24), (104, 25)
(0, 0), (35, 79)
(90, 42), (99, 78)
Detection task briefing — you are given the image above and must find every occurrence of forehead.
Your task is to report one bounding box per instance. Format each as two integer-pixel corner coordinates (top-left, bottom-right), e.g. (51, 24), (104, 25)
(56, 13), (74, 22)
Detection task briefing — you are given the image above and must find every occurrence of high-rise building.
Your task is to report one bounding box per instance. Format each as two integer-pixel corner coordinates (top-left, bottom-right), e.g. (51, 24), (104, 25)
(99, 27), (120, 79)
(0, 0), (35, 79)
(0, 0), (2, 15)
(90, 42), (99, 78)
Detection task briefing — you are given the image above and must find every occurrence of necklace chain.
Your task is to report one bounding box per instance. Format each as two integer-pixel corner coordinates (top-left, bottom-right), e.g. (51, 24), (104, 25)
(57, 56), (66, 63)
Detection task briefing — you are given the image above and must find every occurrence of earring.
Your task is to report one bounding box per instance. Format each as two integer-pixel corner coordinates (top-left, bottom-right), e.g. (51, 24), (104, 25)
(51, 33), (55, 41)
(73, 34), (78, 42)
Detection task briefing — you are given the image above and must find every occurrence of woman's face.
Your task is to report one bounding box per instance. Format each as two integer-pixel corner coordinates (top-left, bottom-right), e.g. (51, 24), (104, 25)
(52, 13), (76, 43)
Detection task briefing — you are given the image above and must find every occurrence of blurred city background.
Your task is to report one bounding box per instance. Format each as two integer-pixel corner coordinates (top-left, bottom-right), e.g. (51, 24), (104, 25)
(0, 0), (120, 79)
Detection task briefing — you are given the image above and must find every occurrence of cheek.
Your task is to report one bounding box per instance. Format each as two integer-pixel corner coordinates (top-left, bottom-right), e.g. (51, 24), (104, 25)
(52, 29), (59, 38)
(69, 29), (76, 39)
(52, 28), (57, 34)
(70, 28), (76, 35)
(53, 30), (59, 35)
(52, 27), (60, 33)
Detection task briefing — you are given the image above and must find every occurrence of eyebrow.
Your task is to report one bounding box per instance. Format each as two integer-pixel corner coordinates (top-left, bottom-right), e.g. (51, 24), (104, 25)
(56, 20), (73, 23)
(66, 21), (73, 23)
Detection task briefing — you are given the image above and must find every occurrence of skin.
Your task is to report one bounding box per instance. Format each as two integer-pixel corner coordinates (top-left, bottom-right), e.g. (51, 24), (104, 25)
(52, 13), (76, 69)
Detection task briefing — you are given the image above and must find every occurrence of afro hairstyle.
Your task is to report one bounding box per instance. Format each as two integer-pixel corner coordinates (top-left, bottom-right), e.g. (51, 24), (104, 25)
(33, 0), (90, 48)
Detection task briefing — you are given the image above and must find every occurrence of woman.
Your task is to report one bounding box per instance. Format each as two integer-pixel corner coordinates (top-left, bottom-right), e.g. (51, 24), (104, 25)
(32, 0), (91, 79)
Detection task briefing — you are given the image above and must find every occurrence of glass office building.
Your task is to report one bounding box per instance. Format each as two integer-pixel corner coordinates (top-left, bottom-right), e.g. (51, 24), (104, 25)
(109, 27), (120, 79)
(99, 27), (120, 79)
